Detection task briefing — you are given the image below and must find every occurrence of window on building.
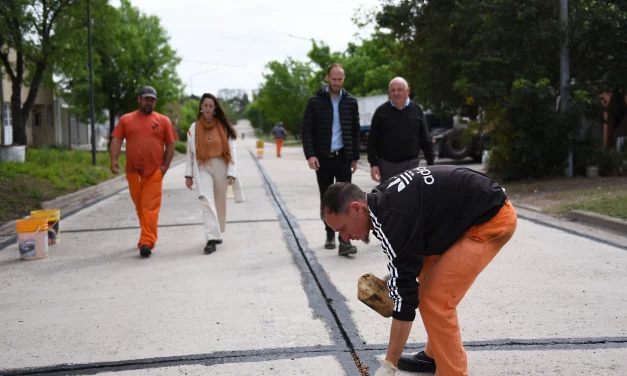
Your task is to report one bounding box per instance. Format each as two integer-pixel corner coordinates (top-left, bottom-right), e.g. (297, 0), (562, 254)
(34, 111), (41, 127)
(48, 105), (53, 127)
(2, 104), (11, 127)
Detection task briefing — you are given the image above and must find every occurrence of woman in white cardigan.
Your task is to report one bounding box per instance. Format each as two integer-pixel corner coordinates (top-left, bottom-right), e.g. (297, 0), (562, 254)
(185, 93), (244, 254)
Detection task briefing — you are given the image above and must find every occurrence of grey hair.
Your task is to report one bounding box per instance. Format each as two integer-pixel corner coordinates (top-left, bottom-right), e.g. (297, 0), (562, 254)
(389, 77), (409, 89)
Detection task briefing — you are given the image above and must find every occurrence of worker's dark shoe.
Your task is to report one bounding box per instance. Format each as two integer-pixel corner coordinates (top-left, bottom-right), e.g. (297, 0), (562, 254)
(139, 245), (152, 258)
(397, 351), (436, 373)
(324, 232), (336, 249)
(338, 237), (357, 256)
(215, 239), (223, 244)
(204, 240), (216, 254)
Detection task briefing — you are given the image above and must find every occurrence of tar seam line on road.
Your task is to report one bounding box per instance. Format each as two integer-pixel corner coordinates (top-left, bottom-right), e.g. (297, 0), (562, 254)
(248, 149), (370, 375)
(0, 346), (345, 376)
(363, 336), (627, 352)
(516, 213), (627, 251)
(58, 219), (279, 234)
(3, 336), (625, 376)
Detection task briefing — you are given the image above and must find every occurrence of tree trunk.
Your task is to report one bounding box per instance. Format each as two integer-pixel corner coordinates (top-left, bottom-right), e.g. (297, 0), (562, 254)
(11, 82), (26, 145)
(606, 90), (626, 150)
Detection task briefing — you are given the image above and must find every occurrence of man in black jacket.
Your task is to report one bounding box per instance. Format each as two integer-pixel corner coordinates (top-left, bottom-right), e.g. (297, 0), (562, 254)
(367, 77), (435, 183)
(302, 63), (361, 256)
(321, 166), (517, 375)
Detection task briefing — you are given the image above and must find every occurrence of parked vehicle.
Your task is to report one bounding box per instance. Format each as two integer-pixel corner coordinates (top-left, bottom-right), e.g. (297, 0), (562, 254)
(425, 111), (489, 162)
(356, 95), (490, 161)
(359, 125), (370, 152)
(357, 95), (388, 152)
(429, 126), (489, 162)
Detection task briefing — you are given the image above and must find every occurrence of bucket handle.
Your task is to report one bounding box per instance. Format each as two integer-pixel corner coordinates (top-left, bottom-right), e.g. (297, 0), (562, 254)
(48, 218), (59, 228)
(17, 226), (44, 247)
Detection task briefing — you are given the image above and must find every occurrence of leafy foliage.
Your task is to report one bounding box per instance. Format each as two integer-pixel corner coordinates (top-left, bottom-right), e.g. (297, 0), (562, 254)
(488, 79), (582, 180)
(54, 0), (184, 140)
(253, 58), (313, 137)
(0, 0), (74, 144)
(177, 99), (200, 141)
(217, 89), (250, 122)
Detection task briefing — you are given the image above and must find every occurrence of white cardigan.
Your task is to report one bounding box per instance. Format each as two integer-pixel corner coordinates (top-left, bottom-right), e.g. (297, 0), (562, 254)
(184, 122), (244, 203)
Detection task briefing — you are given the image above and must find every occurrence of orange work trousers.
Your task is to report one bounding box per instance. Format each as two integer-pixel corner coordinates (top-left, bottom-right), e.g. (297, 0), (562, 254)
(275, 138), (283, 157)
(418, 200), (517, 376)
(126, 168), (163, 249)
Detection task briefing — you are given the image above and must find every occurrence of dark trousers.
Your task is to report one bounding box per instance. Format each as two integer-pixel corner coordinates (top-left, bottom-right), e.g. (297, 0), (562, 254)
(315, 151), (352, 235)
(378, 157), (420, 182)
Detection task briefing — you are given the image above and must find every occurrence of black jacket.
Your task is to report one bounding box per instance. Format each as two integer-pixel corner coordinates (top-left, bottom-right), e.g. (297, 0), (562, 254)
(367, 166), (507, 321)
(302, 87), (360, 160)
(367, 101), (434, 166)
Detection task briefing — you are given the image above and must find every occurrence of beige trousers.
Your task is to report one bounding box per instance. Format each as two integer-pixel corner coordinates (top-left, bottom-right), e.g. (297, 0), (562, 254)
(197, 158), (228, 241)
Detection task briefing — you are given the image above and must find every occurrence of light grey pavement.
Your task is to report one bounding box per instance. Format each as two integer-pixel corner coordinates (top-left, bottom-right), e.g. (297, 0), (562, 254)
(1, 119), (626, 375)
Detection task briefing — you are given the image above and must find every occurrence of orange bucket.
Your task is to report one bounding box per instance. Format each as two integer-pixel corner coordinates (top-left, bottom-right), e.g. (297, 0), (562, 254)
(15, 217), (49, 260)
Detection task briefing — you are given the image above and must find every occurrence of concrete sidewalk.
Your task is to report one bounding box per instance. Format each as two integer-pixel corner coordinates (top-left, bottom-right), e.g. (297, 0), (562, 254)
(1, 120), (626, 375)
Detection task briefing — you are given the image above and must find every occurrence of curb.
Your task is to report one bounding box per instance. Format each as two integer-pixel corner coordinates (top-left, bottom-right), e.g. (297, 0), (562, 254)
(0, 154), (186, 251)
(511, 202), (545, 213)
(515, 202), (627, 235)
(567, 210), (627, 234)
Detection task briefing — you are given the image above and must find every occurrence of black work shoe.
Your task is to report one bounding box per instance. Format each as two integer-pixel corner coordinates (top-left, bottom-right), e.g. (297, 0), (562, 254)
(139, 245), (152, 258)
(324, 232), (336, 249)
(204, 240), (216, 254)
(397, 351), (436, 373)
(215, 239), (223, 244)
(338, 237), (357, 256)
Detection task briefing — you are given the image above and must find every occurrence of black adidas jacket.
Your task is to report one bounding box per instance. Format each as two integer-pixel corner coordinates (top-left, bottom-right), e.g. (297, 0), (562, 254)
(367, 165), (508, 321)
(302, 87), (360, 161)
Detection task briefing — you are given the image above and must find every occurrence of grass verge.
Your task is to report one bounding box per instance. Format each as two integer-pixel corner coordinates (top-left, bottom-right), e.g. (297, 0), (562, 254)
(503, 176), (627, 220)
(0, 148), (127, 224)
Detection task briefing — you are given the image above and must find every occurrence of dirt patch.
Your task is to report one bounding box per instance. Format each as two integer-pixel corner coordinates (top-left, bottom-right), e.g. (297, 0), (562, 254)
(0, 175), (59, 224)
(504, 176), (627, 217)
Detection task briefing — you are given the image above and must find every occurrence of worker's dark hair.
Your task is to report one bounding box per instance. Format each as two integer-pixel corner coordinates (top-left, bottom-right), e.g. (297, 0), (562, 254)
(327, 63), (344, 75)
(320, 182), (366, 220)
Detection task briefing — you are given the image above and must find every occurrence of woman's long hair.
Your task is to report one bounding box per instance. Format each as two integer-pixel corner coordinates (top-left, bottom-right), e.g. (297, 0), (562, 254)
(197, 93), (237, 140)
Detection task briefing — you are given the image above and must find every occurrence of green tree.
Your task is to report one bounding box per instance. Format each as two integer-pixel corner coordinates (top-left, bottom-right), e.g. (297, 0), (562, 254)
(0, 0), (74, 145)
(376, 0), (561, 115)
(254, 58), (313, 137)
(244, 99), (273, 137)
(52, 0), (115, 124)
(217, 89), (250, 121)
(569, 0), (627, 147)
(55, 0), (183, 146)
(375, 0), (627, 180)
(488, 79), (582, 180)
(376, 0), (627, 118)
(177, 98), (199, 141)
(306, 33), (403, 97)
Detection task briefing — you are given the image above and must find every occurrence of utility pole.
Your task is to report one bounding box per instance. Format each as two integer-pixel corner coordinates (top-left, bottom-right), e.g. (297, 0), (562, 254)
(560, 0), (573, 177)
(0, 63), (4, 146)
(88, 0), (97, 165)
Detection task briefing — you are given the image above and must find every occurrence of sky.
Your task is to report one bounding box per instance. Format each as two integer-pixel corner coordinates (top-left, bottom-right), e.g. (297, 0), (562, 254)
(114, 0), (382, 98)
